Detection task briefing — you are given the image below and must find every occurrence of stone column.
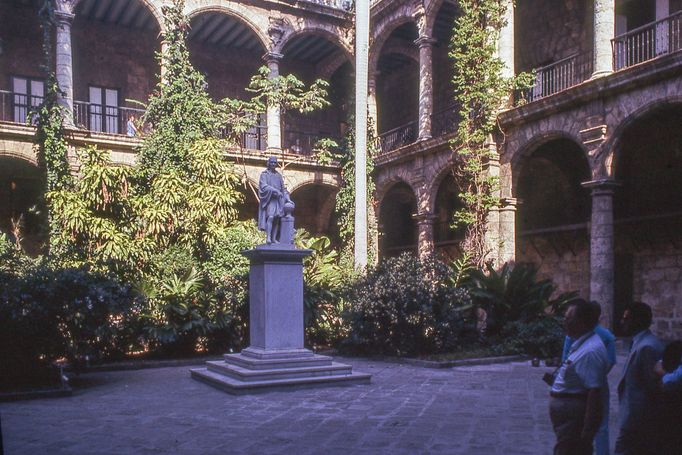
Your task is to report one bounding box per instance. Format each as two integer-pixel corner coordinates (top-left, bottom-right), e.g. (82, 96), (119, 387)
(582, 179), (619, 330)
(498, 198), (518, 265)
(592, 0), (615, 78)
(415, 37), (436, 141)
(414, 213), (436, 258)
(264, 52), (283, 152)
(498, 0), (515, 80)
(160, 40), (169, 82)
(367, 74), (378, 136)
(655, 0), (670, 55)
(55, 11), (75, 126)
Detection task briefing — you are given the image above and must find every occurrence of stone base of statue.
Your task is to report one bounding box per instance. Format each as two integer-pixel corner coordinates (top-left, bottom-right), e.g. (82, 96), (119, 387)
(191, 244), (371, 394)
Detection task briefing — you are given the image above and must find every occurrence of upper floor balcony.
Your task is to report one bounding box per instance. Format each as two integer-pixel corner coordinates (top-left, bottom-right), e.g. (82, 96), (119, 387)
(518, 10), (682, 104)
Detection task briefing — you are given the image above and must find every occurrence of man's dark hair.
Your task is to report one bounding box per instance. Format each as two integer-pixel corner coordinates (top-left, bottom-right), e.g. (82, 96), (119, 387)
(567, 298), (599, 328)
(626, 301), (653, 331)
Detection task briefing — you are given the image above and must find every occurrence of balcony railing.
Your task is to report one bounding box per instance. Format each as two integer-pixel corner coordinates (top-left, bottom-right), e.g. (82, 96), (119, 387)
(517, 51), (594, 103)
(431, 104), (461, 138)
(0, 89), (44, 124)
(377, 120), (418, 154)
(612, 11), (682, 71)
(284, 129), (335, 156)
(74, 101), (145, 136)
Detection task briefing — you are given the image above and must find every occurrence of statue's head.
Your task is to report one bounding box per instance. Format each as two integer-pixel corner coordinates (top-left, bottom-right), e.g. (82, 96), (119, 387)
(267, 156), (279, 170)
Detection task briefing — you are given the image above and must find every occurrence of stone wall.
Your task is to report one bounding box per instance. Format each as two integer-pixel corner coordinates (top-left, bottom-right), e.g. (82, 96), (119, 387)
(189, 42), (264, 101)
(517, 235), (591, 301)
(72, 19), (160, 106)
(0, 3), (44, 90)
(631, 246), (682, 340)
(515, 0), (593, 72)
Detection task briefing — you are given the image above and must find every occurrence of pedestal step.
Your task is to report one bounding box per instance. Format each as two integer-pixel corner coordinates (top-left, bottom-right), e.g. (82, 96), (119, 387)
(207, 360), (351, 382)
(223, 352), (333, 370)
(190, 366), (371, 395)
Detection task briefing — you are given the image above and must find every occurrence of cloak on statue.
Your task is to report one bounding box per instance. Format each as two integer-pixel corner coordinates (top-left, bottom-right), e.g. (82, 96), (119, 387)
(258, 169), (287, 231)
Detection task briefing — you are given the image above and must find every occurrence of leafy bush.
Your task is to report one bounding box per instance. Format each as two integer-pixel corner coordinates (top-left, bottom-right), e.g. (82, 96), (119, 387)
(340, 254), (473, 356)
(492, 316), (565, 359)
(203, 220), (263, 284)
(0, 265), (141, 387)
(297, 233), (350, 347)
(467, 262), (576, 336)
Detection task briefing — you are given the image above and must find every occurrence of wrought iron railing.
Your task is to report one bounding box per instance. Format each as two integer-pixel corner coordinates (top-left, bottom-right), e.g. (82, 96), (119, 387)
(517, 51), (594, 103)
(612, 11), (682, 71)
(0, 90), (44, 124)
(283, 129), (334, 156)
(73, 101), (145, 136)
(377, 120), (418, 154)
(431, 104), (461, 138)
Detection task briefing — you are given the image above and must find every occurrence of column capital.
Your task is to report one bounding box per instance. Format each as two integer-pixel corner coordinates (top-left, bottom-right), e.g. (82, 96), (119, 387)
(55, 10), (75, 26)
(499, 198), (519, 210)
(414, 36), (437, 48)
(582, 179), (620, 194)
(262, 52), (284, 65)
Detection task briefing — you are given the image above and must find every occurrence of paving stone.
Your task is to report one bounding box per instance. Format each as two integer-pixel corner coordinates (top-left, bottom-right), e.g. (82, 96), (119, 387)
(0, 356), (627, 454)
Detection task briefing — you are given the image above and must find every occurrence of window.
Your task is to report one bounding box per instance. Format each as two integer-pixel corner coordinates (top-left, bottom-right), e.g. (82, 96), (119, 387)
(12, 76), (44, 124)
(89, 86), (119, 134)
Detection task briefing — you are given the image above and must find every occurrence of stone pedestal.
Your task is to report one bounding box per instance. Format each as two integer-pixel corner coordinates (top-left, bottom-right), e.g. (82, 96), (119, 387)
(191, 245), (371, 394)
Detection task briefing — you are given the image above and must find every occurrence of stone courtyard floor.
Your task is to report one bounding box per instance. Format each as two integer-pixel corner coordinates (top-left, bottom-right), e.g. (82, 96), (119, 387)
(1, 356), (624, 455)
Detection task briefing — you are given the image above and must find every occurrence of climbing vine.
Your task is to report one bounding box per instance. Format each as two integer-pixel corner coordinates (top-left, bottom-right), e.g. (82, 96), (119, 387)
(34, 0), (73, 255)
(449, 0), (532, 266)
(333, 117), (379, 268)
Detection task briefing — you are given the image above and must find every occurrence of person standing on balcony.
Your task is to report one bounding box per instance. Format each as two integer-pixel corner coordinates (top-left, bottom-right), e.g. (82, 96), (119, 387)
(127, 114), (138, 137)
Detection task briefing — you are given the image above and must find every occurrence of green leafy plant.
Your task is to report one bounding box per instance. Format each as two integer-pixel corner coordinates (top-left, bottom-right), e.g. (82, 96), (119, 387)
(449, 0), (534, 266)
(340, 254), (473, 356)
(296, 232), (348, 347)
(467, 261), (577, 336)
(0, 264), (142, 387)
(333, 116), (379, 267)
(492, 316), (565, 358)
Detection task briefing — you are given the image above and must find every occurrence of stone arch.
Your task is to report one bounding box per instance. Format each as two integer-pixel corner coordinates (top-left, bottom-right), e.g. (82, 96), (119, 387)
(510, 130), (588, 196)
(425, 158), (456, 213)
(277, 26), (353, 61)
(186, 5), (269, 52)
(424, 0), (446, 36)
(289, 182), (339, 238)
(604, 96), (682, 179)
(70, 0), (164, 32)
(376, 174), (419, 209)
(378, 179), (419, 258)
(0, 142), (38, 166)
(381, 42), (419, 63)
(0, 154), (46, 256)
(369, 13), (417, 78)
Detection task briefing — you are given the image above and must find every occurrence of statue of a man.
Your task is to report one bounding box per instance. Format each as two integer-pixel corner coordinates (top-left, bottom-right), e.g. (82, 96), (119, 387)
(258, 156), (294, 244)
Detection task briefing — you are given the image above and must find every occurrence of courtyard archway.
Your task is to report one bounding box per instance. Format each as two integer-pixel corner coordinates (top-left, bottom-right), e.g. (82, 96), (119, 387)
(378, 181), (418, 259)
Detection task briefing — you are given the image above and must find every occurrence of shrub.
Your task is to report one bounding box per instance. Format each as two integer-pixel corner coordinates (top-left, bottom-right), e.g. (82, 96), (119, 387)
(340, 254), (473, 356)
(467, 262), (576, 336)
(0, 265), (141, 387)
(492, 316), (565, 359)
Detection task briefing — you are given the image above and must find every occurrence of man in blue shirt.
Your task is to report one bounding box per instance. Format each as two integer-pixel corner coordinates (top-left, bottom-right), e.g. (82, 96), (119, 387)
(561, 301), (616, 455)
(550, 299), (609, 455)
